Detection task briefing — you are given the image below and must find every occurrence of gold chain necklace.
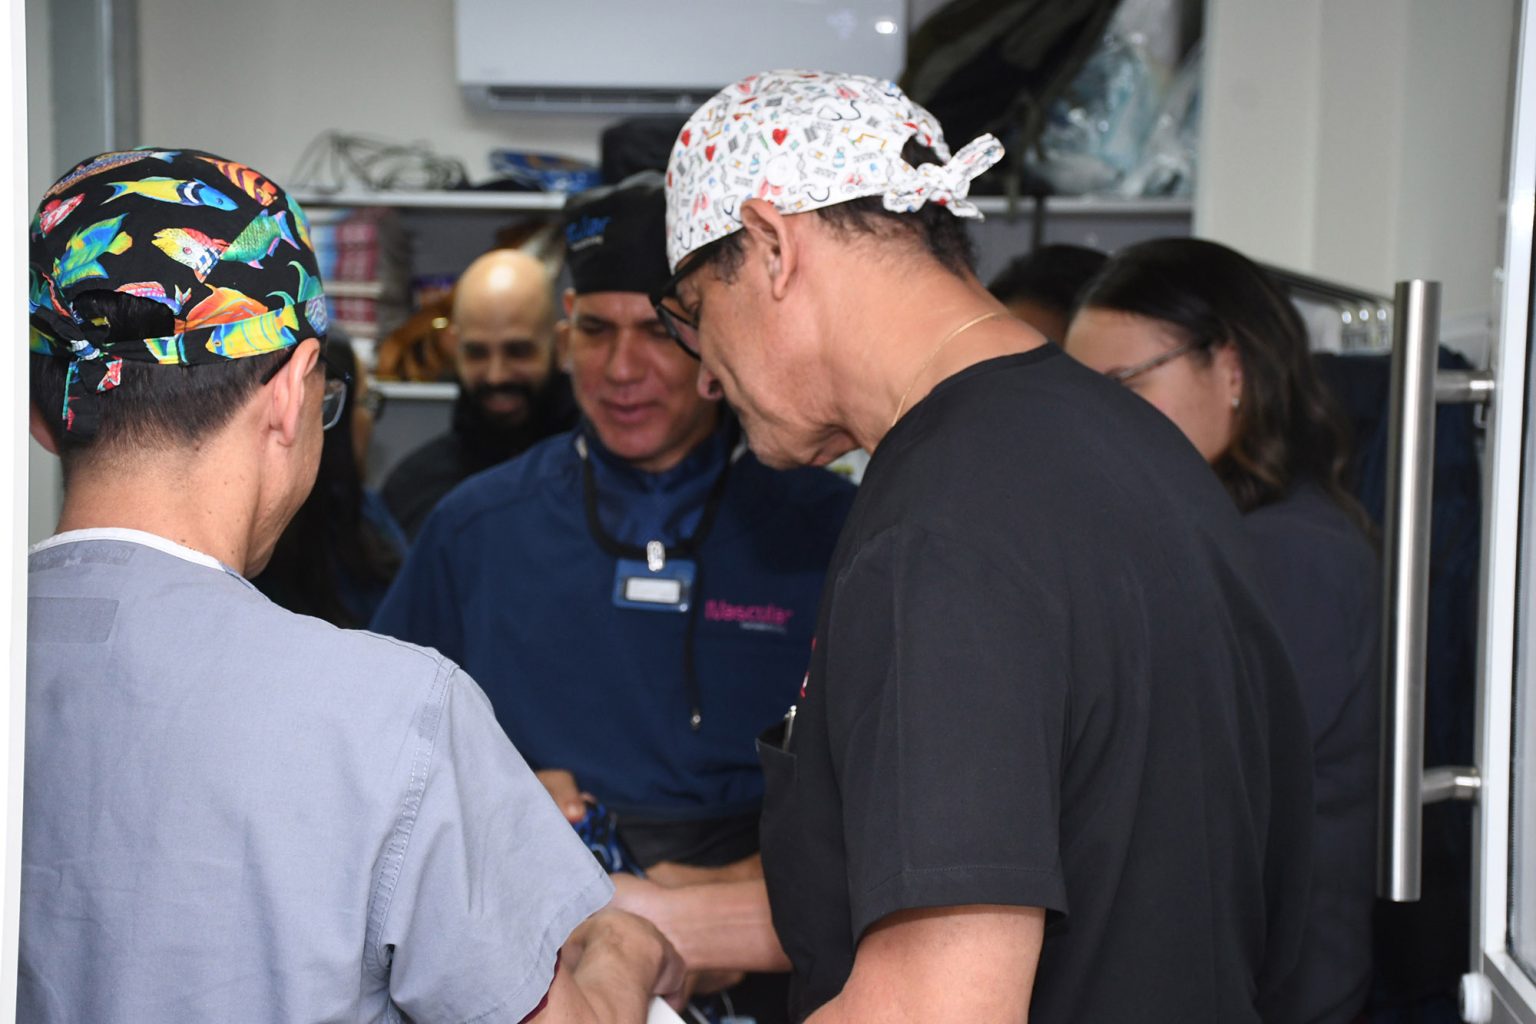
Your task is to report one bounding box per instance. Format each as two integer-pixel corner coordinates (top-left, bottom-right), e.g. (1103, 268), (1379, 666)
(889, 311), (1007, 431)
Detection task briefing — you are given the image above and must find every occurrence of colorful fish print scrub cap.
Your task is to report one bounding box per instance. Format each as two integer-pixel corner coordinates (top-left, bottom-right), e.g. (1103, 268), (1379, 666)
(28, 147), (327, 435)
(663, 69), (1005, 270)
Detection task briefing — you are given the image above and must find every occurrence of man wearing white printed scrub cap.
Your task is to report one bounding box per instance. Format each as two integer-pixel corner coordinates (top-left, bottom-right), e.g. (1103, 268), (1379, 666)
(619, 69), (1316, 1023)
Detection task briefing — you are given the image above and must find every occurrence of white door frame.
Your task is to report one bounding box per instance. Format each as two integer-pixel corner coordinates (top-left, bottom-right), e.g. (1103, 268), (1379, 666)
(1472, 0), (1536, 1017)
(0, 0), (31, 1020)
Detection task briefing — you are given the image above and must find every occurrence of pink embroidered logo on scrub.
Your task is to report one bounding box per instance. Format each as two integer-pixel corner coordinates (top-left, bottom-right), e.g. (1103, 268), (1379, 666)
(704, 599), (795, 634)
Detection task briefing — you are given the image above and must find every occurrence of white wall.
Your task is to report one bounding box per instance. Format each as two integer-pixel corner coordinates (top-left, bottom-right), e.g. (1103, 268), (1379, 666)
(125, 0), (1529, 336)
(136, 0), (943, 185)
(1199, 0), (1515, 340)
(25, 0), (59, 543)
(24, 0), (50, 194)
(141, 0), (1514, 326)
(137, 0), (615, 187)
(4, 1), (33, 1016)
(1195, 3), (1324, 264)
(1392, 3), (1515, 317)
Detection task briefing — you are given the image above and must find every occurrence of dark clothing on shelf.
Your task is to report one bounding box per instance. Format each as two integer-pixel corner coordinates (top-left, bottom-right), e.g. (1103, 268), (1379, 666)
(1245, 483), (1380, 1024)
(382, 374), (578, 540)
(758, 346), (1315, 1023)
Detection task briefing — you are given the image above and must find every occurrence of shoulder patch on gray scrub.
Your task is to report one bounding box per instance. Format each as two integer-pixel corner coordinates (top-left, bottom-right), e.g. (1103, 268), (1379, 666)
(28, 597), (118, 644)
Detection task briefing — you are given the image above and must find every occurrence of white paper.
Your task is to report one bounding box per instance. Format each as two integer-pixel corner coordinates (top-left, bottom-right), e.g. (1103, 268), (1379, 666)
(647, 998), (687, 1024)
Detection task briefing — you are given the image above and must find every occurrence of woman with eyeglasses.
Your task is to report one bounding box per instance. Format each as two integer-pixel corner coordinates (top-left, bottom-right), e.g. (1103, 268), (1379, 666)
(254, 337), (407, 628)
(1064, 236), (1378, 1024)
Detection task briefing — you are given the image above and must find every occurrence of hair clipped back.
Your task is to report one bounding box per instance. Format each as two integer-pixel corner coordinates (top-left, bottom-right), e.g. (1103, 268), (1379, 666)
(1078, 237), (1364, 523)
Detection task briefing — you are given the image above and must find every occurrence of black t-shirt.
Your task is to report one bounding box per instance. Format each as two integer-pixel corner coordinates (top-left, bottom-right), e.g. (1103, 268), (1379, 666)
(1244, 484), (1379, 1024)
(758, 346), (1314, 1023)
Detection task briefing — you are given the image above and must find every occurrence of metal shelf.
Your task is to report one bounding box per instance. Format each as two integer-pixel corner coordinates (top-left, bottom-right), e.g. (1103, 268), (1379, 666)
(291, 188), (1192, 220)
(375, 381), (458, 401)
(291, 189), (568, 211)
(970, 195), (1193, 218)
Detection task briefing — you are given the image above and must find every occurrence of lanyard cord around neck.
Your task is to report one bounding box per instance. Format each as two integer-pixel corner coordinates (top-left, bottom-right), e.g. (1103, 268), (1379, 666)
(578, 435), (737, 566)
(577, 433), (742, 731)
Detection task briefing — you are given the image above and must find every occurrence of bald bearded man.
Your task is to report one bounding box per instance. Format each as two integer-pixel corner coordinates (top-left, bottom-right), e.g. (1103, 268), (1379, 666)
(383, 249), (578, 538)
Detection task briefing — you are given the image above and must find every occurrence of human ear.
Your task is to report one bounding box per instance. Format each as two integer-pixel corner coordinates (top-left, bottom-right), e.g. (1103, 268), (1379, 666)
(696, 362), (724, 401)
(271, 339), (321, 446)
(1213, 341), (1244, 406)
(555, 319), (572, 372)
(28, 400), (60, 455)
(740, 199), (797, 300)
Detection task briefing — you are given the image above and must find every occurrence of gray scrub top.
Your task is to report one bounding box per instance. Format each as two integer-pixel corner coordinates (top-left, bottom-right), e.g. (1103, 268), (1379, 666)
(22, 529), (611, 1023)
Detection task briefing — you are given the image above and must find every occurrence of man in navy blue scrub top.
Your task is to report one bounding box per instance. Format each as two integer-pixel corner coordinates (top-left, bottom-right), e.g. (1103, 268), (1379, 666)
(373, 175), (854, 1021)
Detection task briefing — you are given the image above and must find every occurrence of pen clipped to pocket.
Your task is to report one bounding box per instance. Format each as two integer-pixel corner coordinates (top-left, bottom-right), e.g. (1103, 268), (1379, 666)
(758, 704), (796, 755)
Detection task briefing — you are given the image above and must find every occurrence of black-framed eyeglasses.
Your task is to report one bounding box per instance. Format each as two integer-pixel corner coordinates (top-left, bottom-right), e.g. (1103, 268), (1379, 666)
(260, 344), (351, 431)
(1107, 341), (1201, 386)
(650, 240), (726, 360)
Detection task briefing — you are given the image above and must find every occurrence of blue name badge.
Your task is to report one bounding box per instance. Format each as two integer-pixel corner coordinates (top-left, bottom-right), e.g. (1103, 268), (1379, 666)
(612, 558), (696, 613)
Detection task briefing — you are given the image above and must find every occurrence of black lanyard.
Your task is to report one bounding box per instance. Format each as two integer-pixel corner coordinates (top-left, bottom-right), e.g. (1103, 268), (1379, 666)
(578, 434), (736, 567)
(576, 432), (741, 730)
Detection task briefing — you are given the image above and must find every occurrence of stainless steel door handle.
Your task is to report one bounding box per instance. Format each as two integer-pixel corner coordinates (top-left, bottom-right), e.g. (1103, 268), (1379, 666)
(1379, 279), (1442, 902)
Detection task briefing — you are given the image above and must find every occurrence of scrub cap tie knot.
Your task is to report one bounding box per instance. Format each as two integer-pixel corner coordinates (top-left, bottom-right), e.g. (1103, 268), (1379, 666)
(28, 147), (327, 436)
(664, 69), (1004, 269)
(881, 134), (1006, 217)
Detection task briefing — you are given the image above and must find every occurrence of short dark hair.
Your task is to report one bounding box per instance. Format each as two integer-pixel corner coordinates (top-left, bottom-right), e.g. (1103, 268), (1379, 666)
(707, 138), (977, 281)
(988, 245), (1108, 315)
(31, 289), (285, 472)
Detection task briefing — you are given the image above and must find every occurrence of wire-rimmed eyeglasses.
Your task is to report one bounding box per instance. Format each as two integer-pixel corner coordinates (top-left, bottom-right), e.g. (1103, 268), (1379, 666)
(1106, 341), (1201, 386)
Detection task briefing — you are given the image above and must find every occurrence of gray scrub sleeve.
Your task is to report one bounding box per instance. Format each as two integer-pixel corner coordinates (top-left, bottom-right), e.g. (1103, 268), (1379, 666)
(376, 665), (614, 1022)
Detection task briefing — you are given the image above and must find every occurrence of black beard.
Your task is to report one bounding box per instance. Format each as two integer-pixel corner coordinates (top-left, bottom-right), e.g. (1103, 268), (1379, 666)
(452, 379), (549, 463)
(468, 380), (538, 422)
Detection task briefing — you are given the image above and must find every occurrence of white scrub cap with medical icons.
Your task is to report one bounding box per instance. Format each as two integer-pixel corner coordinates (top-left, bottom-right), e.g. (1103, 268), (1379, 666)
(663, 69), (1005, 270)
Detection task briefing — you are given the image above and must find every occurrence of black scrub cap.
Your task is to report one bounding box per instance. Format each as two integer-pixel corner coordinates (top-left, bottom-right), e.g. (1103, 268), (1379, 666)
(28, 147), (327, 436)
(561, 171), (670, 297)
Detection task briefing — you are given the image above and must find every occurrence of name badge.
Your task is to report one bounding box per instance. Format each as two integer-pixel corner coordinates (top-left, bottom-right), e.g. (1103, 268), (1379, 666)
(613, 558), (696, 613)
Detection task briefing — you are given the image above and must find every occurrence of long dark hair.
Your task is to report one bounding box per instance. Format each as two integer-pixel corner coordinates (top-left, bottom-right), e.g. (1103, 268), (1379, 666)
(1078, 238), (1364, 523)
(253, 339), (402, 626)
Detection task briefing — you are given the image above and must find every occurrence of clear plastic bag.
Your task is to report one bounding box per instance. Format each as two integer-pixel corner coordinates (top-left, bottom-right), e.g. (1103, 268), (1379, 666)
(1024, 0), (1200, 197)
(1028, 31), (1162, 194)
(1119, 42), (1201, 198)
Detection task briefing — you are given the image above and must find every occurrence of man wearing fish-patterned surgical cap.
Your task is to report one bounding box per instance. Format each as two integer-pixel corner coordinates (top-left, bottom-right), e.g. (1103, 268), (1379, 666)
(23, 148), (683, 1023)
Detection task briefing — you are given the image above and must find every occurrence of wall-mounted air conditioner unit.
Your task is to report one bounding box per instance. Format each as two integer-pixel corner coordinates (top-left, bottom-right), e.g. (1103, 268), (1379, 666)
(456, 0), (906, 115)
